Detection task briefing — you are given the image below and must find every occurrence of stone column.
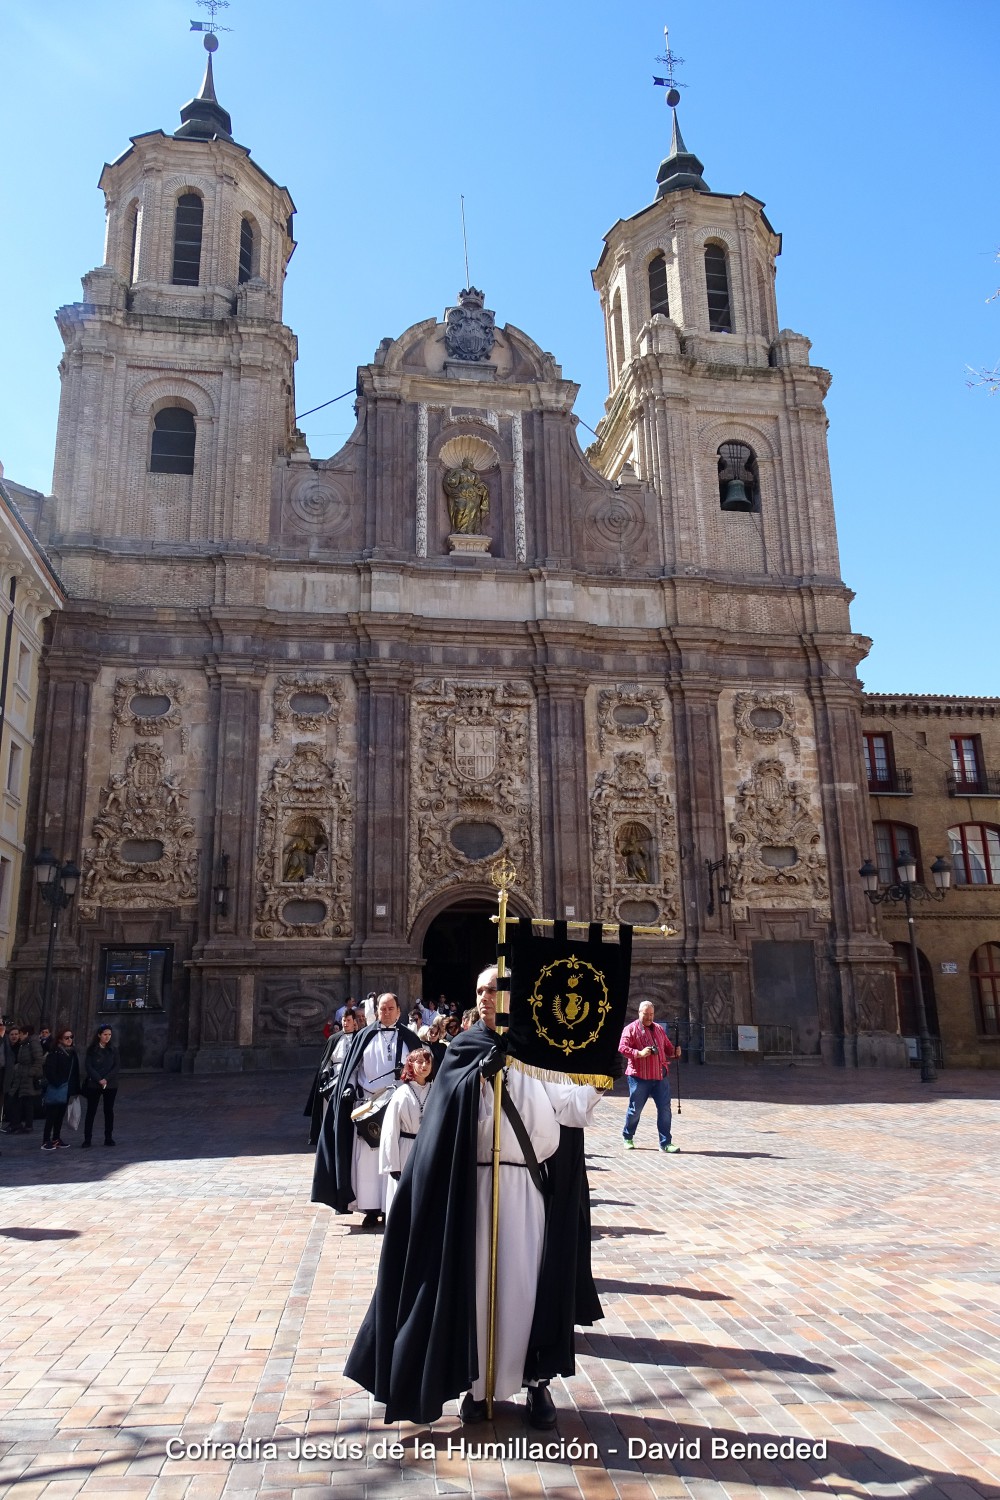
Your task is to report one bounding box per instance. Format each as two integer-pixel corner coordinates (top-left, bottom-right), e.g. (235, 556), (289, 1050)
(534, 667), (592, 920)
(806, 658), (901, 1067)
(190, 656), (264, 1071)
(11, 644), (98, 1030)
(350, 658), (421, 1000)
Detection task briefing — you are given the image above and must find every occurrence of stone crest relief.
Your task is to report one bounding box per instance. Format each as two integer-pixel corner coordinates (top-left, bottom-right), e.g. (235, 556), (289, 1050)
(111, 668), (186, 752)
(79, 744), (197, 917)
(590, 750), (679, 925)
(255, 746), (353, 940)
(443, 287), (496, 363)
(727, 758), (828, 912)
(408, 680), (539, 927)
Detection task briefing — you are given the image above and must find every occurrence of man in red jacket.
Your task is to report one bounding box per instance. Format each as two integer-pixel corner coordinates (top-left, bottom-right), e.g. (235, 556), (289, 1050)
(618, 1000), (681, 1153)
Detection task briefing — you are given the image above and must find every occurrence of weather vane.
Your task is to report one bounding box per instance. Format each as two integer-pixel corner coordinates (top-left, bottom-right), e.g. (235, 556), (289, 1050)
(652, 24), (686, 108)
(190, 0), (232, 44)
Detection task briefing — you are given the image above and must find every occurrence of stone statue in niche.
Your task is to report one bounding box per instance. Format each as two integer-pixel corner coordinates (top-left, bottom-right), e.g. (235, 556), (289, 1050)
(618, 822), (654, 883)
(282, 818), (327, 882)
(443, 462), (490, 535)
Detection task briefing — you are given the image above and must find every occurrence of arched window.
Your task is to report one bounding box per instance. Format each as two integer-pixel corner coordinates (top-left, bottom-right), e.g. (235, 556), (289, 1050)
(948, 824), (1000, 885)
(704, 242), (732, 332)
(648, 253), (670, 318)
(126, 202), (141, 283)
(970, 943), (1000, 1035)
(611, 290), (625, 376)
(150, 407), (196, 475)
(238, 217), (255, 283)
(172, 193), (203, 286)
(891, 942), (939, 1038)
(873, 822), (921, 886)
(717, 441), (759, 512)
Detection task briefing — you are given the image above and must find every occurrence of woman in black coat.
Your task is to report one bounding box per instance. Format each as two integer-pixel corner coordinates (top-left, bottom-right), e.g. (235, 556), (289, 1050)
(82, 1026), (120, 1147)
(41, 1027), (81, 1150)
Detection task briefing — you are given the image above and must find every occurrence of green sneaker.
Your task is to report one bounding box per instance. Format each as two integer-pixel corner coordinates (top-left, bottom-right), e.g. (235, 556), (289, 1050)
(660, 1143), (680, 1153)
(623, 1138), (635, 1150)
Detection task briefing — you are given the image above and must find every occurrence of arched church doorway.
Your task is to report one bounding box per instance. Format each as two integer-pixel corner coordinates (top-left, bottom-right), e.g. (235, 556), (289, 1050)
(421, 900), (498, 1013)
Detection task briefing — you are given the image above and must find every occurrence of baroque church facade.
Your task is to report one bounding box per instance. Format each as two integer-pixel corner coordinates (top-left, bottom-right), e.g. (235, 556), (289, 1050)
(11, 51), (902, 1070)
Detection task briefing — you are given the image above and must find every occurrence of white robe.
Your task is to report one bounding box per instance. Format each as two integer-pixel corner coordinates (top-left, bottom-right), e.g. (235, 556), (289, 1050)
(471, 1067), (599, 1402)
(378, 1080), (431, 1215)
(350, 1028), (412, 1213)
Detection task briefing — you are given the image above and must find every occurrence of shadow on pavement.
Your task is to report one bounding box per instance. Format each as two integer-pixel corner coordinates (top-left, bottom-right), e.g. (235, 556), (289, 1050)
(580, 1332), (834, 1375)
(594, 1278), (731, 1301)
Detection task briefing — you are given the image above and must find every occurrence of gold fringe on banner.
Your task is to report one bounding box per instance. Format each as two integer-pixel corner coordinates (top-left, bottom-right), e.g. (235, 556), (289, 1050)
(507, 1057), (616, 1091)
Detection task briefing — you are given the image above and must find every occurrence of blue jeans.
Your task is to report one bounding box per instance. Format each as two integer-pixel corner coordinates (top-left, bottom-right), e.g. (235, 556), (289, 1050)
(623, 1074), (672, 1147)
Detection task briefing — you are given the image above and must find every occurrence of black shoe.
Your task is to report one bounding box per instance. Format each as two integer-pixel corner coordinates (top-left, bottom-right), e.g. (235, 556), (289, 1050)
(81, 1140), (92, 1148)
(360, 1211), (380, 1230)
(104, 1139), (116, 1147)
(525, 1383), (557, 1430)
(459, 1392), (488, 1424)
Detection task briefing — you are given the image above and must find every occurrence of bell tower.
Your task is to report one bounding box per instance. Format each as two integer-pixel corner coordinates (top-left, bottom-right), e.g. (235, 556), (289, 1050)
(589, 72), (841, 592)
(49, 33), (298, 593)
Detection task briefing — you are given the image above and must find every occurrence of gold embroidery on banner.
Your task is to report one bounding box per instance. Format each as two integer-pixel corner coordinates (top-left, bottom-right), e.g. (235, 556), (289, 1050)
(528, 955), (612, 1057)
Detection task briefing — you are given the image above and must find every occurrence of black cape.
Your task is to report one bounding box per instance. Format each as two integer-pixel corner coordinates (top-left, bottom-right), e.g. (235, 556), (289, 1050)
(311, 1022), (421, 1212)
(344, 1022), (602, 1423)
(304, 1033), (342, 1146)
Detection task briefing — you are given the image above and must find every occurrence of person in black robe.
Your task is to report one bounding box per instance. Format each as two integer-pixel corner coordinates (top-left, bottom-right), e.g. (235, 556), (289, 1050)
(344, 976), (602, 1426)
(311, 994), (421, 1221)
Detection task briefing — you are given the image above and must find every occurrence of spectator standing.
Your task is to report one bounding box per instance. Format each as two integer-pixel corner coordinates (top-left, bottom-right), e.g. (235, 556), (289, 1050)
(41, 1028), (81, 1150)
(82, 1026), (120, 1147)
(378, 1046), (433, 1213)
(4, 1025), (43, 1134)
(618, 1000), (681, 1153)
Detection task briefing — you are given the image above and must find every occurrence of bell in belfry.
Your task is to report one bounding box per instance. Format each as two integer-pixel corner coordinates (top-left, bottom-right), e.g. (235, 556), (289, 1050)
(721, 477), (752, 511)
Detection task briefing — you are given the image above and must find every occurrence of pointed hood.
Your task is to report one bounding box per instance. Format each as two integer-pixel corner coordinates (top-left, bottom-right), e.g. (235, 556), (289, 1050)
(175, 47), (233, 142)
(655, 109), (708, 198)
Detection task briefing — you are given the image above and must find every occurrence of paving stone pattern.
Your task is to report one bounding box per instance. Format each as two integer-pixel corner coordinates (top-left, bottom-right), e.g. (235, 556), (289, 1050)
(1, 1063), (998, 1499)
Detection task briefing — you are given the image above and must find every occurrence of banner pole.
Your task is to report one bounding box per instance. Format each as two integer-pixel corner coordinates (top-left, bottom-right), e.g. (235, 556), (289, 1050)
(486, 857), (515, 1419)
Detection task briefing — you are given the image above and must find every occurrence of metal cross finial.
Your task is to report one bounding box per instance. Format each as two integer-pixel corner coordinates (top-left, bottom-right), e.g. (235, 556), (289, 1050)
(653, 23), (686, 108)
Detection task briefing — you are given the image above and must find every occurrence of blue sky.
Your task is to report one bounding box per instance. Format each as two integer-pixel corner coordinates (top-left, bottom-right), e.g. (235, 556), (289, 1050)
(1, 0), (996, 695)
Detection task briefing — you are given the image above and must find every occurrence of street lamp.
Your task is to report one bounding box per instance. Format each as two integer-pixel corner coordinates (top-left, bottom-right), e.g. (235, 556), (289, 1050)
(33, 847), (80, 1020)
(705, 858), (731, 917)
(859, 851), (951, 1083)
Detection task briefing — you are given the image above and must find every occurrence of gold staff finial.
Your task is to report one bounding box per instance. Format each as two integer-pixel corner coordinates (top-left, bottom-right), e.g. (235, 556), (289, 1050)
(490, 856), (517, 893)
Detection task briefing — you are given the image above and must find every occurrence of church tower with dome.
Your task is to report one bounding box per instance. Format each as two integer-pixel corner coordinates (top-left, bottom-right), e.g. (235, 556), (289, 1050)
(12, 36), (900, 1071)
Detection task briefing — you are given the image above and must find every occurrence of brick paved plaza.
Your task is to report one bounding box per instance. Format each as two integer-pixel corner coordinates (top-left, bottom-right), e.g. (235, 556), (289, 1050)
(1, 1061), (998, 1500)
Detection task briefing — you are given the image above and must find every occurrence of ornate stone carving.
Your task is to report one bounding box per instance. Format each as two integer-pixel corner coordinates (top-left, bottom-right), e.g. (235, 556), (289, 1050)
(201, 978), (239, 1045)
(271, 675), (341, 737)
(79, 744), (197, 917)
(702, 974), (735, 1028)
(286, 476), (351, 537)
(856, 971), (893, 1033)
(255, 746), (353, 940)
(444, 287), (496, 362)
(728, 758), (828, 909)
(408, 679), (539, 927)
(584, 489), (646, 555)
(591, 751), (679, 925)
(597, 686), (665, 753)
(111, 668), (186, 751)
(257, 980), (336, 1042)
(733, 692), (800, 761)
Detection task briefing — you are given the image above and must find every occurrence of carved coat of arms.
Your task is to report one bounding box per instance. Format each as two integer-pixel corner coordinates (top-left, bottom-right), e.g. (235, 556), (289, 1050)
(444, 287), (496, 362)
(453, 726), (497, 781)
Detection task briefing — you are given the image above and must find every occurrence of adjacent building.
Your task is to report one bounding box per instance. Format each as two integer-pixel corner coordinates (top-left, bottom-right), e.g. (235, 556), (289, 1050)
(861, 693), (1000, 1067)
(0, 466), (65, 1010)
